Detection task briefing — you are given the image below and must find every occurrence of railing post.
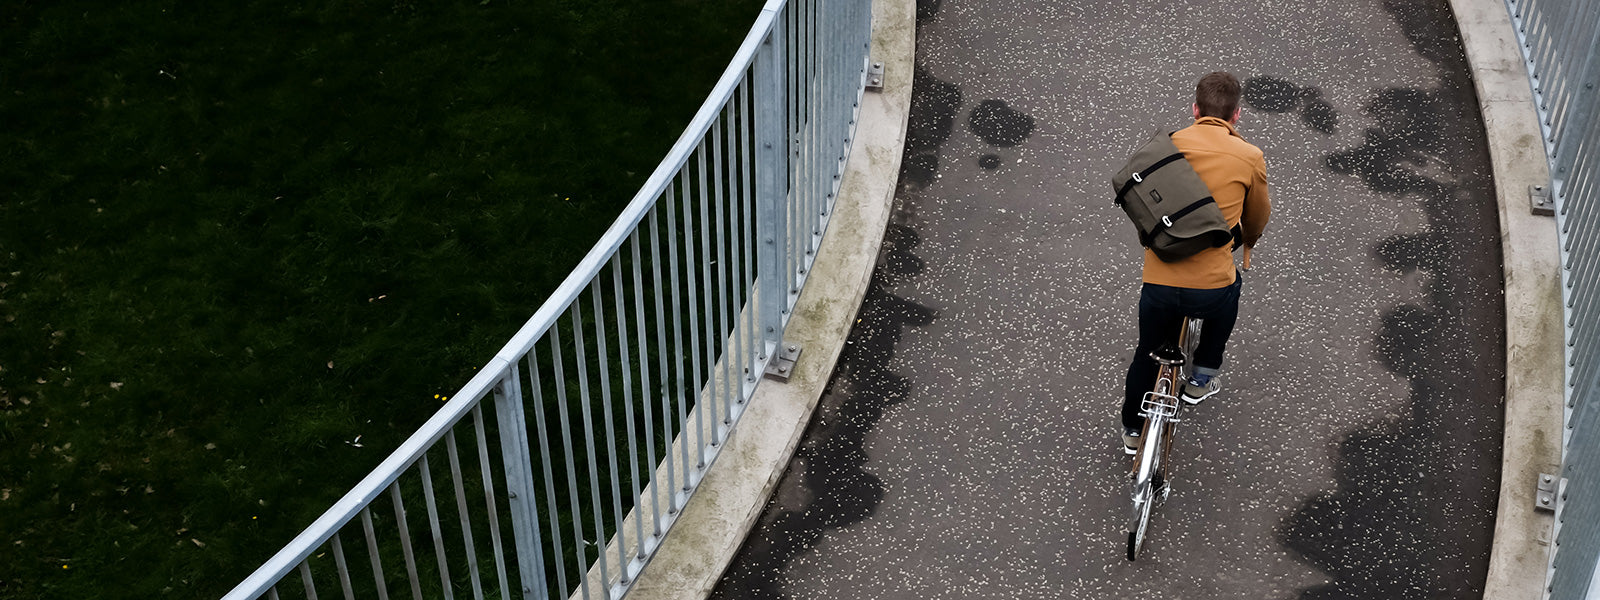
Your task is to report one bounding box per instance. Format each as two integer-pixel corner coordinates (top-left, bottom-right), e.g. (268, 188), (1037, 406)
(491, 363), (547, 600)
(754, 15), (790, 364)
(1549, 36), (1599, 199)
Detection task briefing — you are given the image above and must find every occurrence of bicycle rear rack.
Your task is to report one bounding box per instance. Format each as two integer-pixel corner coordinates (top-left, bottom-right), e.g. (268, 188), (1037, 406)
(1141, 390), (1180, 420)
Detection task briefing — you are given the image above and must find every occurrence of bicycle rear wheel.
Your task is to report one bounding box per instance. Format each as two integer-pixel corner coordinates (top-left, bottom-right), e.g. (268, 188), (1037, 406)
(1127, 495), (1151, 560)
(1127, 417), (1165, 560)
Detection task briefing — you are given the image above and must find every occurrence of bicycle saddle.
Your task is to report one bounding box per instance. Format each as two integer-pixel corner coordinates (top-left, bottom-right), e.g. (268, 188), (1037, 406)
(1149, 344), (1185, 365)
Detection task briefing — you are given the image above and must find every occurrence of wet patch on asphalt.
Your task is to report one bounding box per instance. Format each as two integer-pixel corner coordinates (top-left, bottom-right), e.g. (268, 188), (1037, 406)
(966, 99), (1034, 147)
(900, 65), (962, 191)
(1245, 76), (1338, 134)
(1244, 76), (1303, 113)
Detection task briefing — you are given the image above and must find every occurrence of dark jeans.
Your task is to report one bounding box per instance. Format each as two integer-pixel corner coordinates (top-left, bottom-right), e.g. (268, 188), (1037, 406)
(1121, 277), (1242, 429)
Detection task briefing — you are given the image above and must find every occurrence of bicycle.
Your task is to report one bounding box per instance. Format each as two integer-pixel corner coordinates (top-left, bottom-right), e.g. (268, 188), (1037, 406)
(1125, 316), (1201, 561)
(1125, 247), (1249, 561)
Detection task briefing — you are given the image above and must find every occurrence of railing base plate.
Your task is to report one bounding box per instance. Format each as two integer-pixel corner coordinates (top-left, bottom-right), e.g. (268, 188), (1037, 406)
(764, 343), (803, 382)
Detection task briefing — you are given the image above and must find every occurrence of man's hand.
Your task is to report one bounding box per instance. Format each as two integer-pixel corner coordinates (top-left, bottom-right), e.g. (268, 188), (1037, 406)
(1242, 246), (1253, 271)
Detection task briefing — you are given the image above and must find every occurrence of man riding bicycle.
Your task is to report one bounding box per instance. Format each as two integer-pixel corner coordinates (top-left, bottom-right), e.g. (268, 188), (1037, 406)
(1121, 71), (1272, 454)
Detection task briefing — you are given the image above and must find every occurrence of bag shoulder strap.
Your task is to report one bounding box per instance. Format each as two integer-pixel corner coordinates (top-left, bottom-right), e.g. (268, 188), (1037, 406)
(1114, 152), (1188, 206)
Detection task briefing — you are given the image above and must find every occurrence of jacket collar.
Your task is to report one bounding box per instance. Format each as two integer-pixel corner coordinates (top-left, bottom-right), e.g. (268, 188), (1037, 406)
(1193, 116), (1241, 138)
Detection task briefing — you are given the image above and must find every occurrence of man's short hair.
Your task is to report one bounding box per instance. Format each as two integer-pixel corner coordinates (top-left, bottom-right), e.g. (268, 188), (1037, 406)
(1195, 72), (1241, 120)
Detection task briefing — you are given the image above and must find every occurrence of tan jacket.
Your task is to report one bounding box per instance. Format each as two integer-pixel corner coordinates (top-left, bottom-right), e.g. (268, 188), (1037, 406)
(1142, 116), (1271, 289)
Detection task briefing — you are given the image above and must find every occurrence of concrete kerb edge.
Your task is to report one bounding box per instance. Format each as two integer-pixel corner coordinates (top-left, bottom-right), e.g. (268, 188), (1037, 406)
(620, 0), (915, 597)
(1448, 0), (1564, 598)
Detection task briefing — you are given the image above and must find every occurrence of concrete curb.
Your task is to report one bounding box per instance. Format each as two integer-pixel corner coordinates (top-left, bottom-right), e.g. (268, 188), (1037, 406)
(622, 0), (915, 597)
(1448, 0), (1564, 597)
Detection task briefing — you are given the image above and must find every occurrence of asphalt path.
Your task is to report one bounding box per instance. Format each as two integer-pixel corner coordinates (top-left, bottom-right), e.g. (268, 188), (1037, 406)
(715, 0), (1505, 597)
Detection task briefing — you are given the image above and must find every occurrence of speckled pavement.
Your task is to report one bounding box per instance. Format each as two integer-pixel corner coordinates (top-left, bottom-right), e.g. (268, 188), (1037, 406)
(712, 0), (1506, 598)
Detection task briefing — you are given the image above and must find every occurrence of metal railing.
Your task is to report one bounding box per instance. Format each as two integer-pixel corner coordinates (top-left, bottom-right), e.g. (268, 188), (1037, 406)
(223, 0), (871, 598)
(1505, 0), (1600, 597)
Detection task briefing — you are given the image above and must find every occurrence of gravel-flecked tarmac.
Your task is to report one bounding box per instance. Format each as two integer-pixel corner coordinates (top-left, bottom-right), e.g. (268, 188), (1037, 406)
(714, 0), (1506, 597)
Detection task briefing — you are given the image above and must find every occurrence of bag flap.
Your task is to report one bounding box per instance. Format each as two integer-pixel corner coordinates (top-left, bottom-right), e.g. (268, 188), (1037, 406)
(1159, 200), (1229, 239)
(1111, 129), (1182, 193)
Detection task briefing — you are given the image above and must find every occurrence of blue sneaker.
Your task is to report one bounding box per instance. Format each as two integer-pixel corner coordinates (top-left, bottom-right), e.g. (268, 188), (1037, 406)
(1181, 373), (1221, 405)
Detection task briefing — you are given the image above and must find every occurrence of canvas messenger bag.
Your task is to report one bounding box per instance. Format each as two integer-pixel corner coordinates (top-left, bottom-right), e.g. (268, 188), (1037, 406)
(1112, 129), (1235, 262)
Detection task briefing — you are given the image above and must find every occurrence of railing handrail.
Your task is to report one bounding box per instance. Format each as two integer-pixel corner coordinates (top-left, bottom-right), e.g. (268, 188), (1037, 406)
(223, 2), (789, 598)
(497, 0), (786, 363)
(222, 359), (509, 599)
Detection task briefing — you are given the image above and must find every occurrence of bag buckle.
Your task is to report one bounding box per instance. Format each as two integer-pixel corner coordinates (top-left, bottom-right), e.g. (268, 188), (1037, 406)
(1161, 215), (1173, 227)
(1132, 172), (1144, 183)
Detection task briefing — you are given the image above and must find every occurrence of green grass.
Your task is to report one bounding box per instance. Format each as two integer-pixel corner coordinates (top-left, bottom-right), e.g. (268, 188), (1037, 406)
(0, 0), (762, 597)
